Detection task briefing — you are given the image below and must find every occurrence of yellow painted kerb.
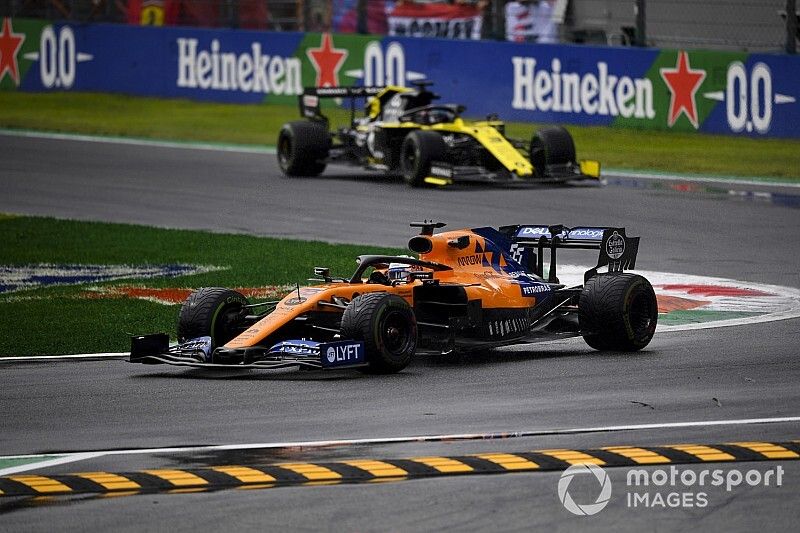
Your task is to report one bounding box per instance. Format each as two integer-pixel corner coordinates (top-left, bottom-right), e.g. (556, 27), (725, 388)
(342, 460), (407, 478)
(538, 449), (606, 466)
(733, 442), (800, 460)
(603, 446), (672, 464)
(142, 469), (209, 487)
(212, 466), (276, 483)
(473, 453), (539, 471)
(8, 475), (72, 493)
(411, 456), (473, 473)
(669, 445), (735, 461)
(277, 463), (342, 481)
(76, 472), (141, 490)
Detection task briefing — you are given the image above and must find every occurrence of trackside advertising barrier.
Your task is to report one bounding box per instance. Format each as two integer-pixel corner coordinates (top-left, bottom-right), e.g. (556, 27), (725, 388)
(2, 18), (799, 138)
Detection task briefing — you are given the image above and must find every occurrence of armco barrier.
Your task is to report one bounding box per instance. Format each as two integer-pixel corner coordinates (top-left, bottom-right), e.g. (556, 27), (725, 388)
(2, 17), (799, 138)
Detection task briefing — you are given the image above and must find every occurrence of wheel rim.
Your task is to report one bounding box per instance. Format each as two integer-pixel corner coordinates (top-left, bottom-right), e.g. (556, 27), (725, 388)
(402, 142), (417, 174)
(628, 290), (655, 337)
(213, 305), (244, 347)
(381, 310), (413, 357)
(529, 138), (546, 176)
(278, 135), (292, 169)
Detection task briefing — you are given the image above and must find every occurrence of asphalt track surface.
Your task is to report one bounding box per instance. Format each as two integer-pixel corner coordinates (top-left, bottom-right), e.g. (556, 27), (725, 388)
(1, 133), (800, 531)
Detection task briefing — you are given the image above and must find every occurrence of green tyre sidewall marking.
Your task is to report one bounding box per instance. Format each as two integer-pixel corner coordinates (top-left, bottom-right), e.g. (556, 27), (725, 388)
(210, 294), (247, 347)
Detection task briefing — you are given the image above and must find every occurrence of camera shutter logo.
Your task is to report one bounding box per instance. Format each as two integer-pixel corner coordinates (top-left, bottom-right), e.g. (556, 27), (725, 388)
(558, 464), (612, 516)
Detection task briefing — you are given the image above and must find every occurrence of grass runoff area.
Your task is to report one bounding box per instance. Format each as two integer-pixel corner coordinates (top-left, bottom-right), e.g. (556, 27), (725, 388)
(1, 91), (799, 180)
(0, 215), (402, 356)
(1, 91), (798, 355)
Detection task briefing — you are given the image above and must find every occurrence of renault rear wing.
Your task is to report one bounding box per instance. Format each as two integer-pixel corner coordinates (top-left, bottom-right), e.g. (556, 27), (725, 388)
(299, 86), (386, 122)
(503, 224), (640, 283)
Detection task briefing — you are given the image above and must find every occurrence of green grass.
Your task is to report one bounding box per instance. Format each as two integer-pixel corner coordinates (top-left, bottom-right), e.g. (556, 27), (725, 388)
(2, 91), (799, 180)
(0, 216), (403, 356)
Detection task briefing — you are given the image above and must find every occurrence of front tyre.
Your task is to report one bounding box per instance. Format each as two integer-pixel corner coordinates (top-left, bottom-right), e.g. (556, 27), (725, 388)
(578, 273), (658, 351)
(277, 121), (330, 176)
(340, 293), (417, 373)
(178, 288), (249, 349)
(529, 126), (576, 178)
(400, 130), (446, 187)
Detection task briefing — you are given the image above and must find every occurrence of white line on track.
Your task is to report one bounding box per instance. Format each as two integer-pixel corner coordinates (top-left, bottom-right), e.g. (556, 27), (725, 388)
(0, 128), (275, 155)
(3, 128), (797, 190)
(603, 169), (800, 190)
(0, 353), (126, 362)
(0, 453), (106, 477)
(2, 416), (798, 476)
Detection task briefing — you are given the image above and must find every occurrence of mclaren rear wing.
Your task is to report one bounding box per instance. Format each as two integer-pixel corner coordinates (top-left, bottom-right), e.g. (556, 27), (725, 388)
(299, 86), (386, 122)
(503, 224), (640, 283)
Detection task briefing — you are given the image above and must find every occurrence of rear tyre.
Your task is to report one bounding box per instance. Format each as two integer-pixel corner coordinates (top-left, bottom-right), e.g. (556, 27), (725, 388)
(178, 288), (249, 349)
(400, 130), (446, 187)
(277, 121), (330, 176)
(578, 273), (658, 351)
(529, 126), (576, 177)
(340, 293), (417, 373)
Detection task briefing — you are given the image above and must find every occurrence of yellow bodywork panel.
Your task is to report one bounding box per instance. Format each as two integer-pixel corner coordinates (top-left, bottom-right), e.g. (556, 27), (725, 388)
(380, 119), (534, 177)
(367, 85), (411, 119)
(580, 159), (601, 178)
(423, 177), (452, 186)
(440, 121), (533, 177)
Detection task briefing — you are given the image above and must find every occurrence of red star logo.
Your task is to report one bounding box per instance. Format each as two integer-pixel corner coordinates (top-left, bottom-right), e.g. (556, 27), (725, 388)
(306, 33), (347, 88)
(0, 18), (25, 86)
(659, 51), (706, 128)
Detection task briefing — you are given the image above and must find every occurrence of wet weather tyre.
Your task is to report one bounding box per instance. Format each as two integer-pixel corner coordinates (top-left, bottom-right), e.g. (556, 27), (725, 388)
(340, 293), (417, 373)
(277, 121), (330, 176)
(529, 126), (576, 177)
(400, 130), (446, 187)
(178, 288), (249, 349)
(578, 273), (658, 351)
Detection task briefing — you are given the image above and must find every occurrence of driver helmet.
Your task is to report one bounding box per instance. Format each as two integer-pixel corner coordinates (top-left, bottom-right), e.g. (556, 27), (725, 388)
(428, 108), (450, 124)
(388, 262), (412, 282)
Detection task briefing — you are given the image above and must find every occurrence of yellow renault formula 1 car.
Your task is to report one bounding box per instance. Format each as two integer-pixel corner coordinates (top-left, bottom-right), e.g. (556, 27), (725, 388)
(276, 82), (600, 187)
(130, 222), (657, 374)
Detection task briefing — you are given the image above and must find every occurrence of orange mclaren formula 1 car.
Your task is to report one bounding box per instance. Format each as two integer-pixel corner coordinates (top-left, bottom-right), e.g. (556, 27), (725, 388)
(130, 222), (657, 373)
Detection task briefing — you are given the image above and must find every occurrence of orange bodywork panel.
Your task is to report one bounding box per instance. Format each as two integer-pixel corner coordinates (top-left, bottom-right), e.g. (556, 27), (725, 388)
(421, 229), (538, 309)
(226, 228), (540, 349)
(226, 284), (415, 349)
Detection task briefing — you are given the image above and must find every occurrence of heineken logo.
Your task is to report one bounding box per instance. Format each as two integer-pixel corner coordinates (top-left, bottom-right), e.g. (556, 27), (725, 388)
(512, 57), (656, 119)
(176, 38), (302, 95)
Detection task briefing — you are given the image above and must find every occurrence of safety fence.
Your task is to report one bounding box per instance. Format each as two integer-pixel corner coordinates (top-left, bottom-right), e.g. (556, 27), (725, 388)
(2, 1), (798, 53)
(2, 18), (799, 138)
